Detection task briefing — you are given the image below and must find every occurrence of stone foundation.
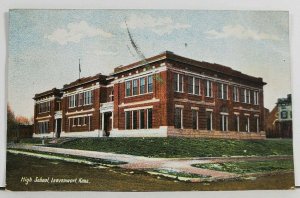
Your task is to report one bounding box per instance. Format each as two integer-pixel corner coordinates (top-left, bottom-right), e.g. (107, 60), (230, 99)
(167, 126), (266, 140)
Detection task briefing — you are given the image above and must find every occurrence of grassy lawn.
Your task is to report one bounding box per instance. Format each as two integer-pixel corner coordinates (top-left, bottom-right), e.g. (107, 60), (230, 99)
(49, 137), (293, 158)
(192, 160), (294, 174)
(6, 153), (295, 190)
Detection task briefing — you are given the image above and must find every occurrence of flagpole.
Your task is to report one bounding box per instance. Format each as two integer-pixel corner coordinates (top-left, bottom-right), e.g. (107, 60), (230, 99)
(79, 58), (81, 79)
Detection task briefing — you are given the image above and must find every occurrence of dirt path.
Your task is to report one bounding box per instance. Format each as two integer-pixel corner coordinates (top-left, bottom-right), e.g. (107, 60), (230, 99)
(8, 144), (293, 181)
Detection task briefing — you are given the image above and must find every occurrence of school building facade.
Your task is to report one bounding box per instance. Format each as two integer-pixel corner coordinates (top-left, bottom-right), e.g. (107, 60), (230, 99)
(33, 51), (267, 139)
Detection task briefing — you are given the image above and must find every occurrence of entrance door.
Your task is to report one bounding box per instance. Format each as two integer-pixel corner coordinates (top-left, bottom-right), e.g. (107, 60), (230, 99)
(56, 118), (62, 138)
(104, 112), (112, 136)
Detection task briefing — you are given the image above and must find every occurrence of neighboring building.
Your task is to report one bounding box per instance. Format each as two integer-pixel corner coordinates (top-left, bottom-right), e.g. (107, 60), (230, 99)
(33, 51), (267, 139)
(266, 94), (292, 138)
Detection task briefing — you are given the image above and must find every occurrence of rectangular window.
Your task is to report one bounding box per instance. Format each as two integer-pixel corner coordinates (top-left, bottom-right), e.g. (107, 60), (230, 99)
(147, 108), (153, 128)
(83, 91), (93, 105)
(174, 73), (184, 92)
(188, 76), (193, 94)
(256, 116), (260, 132)
(188, 76), (200, 95)
(133, 79), (138, 96)
(174, 107), (182, 129)
(195, 78), (200, 95)
(125, 111), (131, 129)
(132, 110), (138, 129)
(246, 89), (251, 104)
(206, 111), (213, 131)
(148, 75), (153, 93)
(220, 114), (228, 131)
(78, 93), (83, 106)
(192, 109), (198, 130)
(205, 80), (213, 97)
(38, 102), (51, 113)
(140, 77), (145, 94)
(241, 88), (246, 103)
(140, 110), (145, 129)
(234, 115), (240, 132)
(38, 121), (49, 134)
(254, 91), (259, 105)
(218, 83), (228, 99)
(126, 81), (131, 97)
(245, 116), (250, 132)
(233, 86), (239, 102)
(69, 95), (76, 108)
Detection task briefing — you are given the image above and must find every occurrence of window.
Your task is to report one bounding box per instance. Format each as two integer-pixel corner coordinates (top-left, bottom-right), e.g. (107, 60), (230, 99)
(69, 95), (76, 108)
(147, 108), (153, 128)
(205, 80), (213, 97)
(109, 90), (114, 102)
(133, 79), (138, 95)
(245, 116), (250, 132)
(246, 90), (251, 104)
(192, 109), (198, 129)
(174, 107), (182, 129)
(256, 116), (260, 132)
(38, 101), (51, 113)
(206, 111), (213, 131)
(78, 93), (83, 106)
(140, 77), (145, 94)
(233, 86), (239, 102)
(254, 91), (259, 105)
(218, 83), (228, 99)
(125, 111), (131, 129)
(220, 114), (228, 131)
(148, 75), (153, 93)
(188, 76), (193, 94)
(126, 81), (131, 97)
(188, 76), (200, 95)
(38, 121), (49, 134)
(234, 115), (240, 132)
(195, 78), (200, 95)
(132, 110), (138, 129)
(140, 110), (145, 129)
(84, 91), (93, 105)
(174, 73), (184, 92)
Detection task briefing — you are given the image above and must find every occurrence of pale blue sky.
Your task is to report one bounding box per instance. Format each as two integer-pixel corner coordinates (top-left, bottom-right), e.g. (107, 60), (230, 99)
(8, 10), (291, 118)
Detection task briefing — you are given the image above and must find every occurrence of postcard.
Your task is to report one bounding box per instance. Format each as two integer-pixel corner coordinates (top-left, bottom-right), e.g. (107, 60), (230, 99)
(5, 9), (294, 191)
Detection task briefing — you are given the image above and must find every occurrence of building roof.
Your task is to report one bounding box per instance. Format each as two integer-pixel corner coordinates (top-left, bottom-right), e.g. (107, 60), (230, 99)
(113, 51), (266, 85)
(33, 88), (61, 100)
(62, 73), (108, 91)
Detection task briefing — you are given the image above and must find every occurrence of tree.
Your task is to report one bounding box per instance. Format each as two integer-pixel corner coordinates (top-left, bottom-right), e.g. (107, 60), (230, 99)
(7, 104), (16, 130)
(15, 116), (30, 125)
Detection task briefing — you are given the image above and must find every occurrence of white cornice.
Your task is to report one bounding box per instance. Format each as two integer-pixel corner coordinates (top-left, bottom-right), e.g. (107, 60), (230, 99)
(119, 98), (160, 108)
(66, 108), (95, 116)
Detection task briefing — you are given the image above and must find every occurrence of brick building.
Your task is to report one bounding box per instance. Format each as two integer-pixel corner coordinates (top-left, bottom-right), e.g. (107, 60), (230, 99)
(33, 51), (267, 139)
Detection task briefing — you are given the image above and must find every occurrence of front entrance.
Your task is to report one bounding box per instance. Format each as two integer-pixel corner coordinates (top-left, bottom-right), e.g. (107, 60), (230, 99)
(103, 112), (112, 136)
(56, 118), (62, 138)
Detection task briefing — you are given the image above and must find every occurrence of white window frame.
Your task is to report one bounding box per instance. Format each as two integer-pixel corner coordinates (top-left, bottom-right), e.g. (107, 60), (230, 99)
(233, 86), (239, 102)
(69, 95), (76, 108)
(174, 73), (184, 93)
(192, 109), (198, 130)
(220, 113), (228, 131)
(206, 110), (213, 131)
(205, 80), (213, 97)
(254, 91), (259, 105)
(188, 76), (200, 95)
(246, 116), (250, 132)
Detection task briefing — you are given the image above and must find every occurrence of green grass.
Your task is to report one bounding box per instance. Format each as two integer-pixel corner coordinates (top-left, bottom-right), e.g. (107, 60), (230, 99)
(19, 138), (51, 144)
(193, 160), (294, 174)
(50, 137), (293, 158)
(9, 148), (126, 165)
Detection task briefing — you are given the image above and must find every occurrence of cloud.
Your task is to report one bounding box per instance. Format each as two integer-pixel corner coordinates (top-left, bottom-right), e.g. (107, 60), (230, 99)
(205, 25), (280, 41)
(121, 14), (191, 35)
(45, 20), (113, 45)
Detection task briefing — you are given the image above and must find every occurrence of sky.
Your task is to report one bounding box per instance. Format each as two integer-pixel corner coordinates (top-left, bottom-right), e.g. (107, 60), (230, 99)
(8, 10), (291, 119)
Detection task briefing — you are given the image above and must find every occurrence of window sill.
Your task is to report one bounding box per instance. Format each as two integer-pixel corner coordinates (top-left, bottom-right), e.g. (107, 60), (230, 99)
(125, 92), (153, 98)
